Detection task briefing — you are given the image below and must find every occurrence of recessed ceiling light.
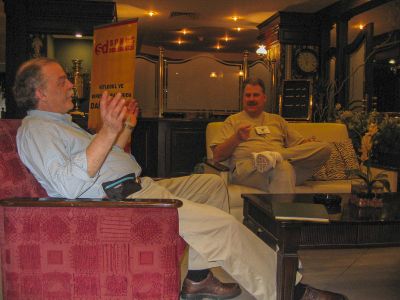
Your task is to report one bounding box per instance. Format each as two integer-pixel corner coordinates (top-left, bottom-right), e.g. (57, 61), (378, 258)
(147, 11), (158, 17)
(176, 37), (186, 45)
(180, 29), (192, 35)
(75, 33), (83, 38)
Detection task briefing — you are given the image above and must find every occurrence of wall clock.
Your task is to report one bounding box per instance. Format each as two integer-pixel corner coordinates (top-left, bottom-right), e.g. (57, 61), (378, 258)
(295, 49), (318, 75)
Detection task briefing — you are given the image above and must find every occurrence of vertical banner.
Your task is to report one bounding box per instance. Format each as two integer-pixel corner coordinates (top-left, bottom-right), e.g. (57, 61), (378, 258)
(88, 19), (138, 131)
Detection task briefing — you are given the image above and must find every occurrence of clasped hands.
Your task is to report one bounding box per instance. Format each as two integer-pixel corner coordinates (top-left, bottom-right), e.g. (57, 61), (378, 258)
(100, 91), (139, 135)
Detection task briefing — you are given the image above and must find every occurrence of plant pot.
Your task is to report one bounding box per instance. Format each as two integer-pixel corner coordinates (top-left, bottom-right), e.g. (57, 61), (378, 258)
(350, 192), (383, 208)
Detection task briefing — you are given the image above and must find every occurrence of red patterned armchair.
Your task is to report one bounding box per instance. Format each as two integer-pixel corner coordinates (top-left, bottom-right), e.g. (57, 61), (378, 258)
(0, 119), (185, 300)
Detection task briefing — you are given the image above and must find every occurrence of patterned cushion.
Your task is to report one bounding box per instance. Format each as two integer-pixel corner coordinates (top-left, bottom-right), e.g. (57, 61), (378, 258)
(312, 139), (359, 181)
(0, 119), (47, 198)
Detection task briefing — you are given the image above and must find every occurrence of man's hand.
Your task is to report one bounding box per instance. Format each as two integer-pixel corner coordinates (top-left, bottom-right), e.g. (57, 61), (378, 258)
(124, 99), (139, 128)
(100, 91), (127, 135)
(301, 136), (318, 144)
(212, 123), (252, 162)
(236, 124), (252, 141)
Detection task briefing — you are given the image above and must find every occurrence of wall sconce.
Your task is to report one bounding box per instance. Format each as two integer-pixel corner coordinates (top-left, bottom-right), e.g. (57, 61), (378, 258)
(256, 45), (276, 69)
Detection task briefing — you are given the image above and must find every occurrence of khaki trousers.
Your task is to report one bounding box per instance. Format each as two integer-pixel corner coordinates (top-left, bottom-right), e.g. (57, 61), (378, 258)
(128, 173), (290, 300)
(232, 141), (331, 192)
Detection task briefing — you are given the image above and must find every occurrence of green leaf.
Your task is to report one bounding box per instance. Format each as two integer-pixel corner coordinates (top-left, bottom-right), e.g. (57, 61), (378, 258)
(373, 172), (389, 180)
(346, 169), (368, 182)
(370, 179), (391, 192)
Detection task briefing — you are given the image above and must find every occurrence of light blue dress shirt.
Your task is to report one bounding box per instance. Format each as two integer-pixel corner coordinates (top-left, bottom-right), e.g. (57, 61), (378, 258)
(16, 110), (142, 199)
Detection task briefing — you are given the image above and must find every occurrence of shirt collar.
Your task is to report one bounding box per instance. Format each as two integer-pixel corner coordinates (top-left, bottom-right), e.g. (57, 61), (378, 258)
(28, 110), (73, 123)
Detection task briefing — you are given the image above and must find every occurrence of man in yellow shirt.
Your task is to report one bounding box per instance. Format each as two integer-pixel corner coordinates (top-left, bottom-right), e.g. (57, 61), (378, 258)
(211, 78), (331, 193)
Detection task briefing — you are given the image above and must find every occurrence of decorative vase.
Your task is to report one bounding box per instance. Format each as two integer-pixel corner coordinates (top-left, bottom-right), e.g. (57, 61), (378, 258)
(350, 181), (384, 208)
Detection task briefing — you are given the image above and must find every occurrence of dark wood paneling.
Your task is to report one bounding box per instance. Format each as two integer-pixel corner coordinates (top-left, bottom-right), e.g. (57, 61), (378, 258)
(132, 119), (209, 178)
(168, 124), (207, 177)
(131, 120), (159, 177)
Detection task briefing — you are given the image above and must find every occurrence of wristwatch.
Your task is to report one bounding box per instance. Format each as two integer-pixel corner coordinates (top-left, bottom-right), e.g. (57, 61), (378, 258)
(124, 122), (135, 130)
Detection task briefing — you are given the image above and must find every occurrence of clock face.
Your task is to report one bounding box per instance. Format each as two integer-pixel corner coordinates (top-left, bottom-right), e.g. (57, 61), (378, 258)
(296, 50), (318, 74)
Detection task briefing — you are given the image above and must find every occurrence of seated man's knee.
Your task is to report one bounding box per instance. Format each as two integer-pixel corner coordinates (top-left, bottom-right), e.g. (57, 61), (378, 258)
(274, 160), (295, 175)
(317, 142), (332, 162)
(268, 160), (296, 192)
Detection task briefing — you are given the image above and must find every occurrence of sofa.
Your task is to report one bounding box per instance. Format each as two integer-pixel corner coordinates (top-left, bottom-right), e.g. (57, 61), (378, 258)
(0, 119), (186, 300)
(205, 121), (398, 221)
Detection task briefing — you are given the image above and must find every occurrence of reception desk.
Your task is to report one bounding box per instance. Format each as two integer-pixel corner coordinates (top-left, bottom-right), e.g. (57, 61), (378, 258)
(131, 117), (218, 177)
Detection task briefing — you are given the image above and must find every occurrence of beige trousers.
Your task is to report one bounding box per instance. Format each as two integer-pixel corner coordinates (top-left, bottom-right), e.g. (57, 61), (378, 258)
(128, 173), (285, 300)
(232, 141), (331, 192)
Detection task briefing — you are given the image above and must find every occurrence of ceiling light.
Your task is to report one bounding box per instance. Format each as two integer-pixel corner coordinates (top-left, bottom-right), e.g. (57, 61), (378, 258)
(359, 24), (364, 30)
(182, 29), (187, 35)
(235, 27), (242, 32)
(388, 59), (396, 64)
(75, 33), (82, 38)
(216, 43), (221, 50)
(224, 35), (229, 42)
(256, 45), (267, 56)
(231, 16), (239, 21)
(210, 72), (217, 78)
(147, 11), (158, 17)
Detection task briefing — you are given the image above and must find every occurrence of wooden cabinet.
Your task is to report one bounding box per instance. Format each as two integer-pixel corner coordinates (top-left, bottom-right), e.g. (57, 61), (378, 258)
(132, 118), (209, 178)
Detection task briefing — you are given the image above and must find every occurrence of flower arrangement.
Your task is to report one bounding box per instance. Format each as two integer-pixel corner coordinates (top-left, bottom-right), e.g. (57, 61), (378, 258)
(346, 123), (391, 196)
(335, 105), (400, 168)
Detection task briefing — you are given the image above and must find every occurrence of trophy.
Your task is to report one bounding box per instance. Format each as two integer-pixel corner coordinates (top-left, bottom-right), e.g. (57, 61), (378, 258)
(71, 58), (84, 114)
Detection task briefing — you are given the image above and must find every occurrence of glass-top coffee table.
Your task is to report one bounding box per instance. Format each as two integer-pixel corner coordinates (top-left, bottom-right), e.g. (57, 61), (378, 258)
(242, 193), (400, 300)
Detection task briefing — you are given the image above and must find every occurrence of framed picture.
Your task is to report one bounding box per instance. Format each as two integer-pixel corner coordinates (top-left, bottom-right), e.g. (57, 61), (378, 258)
(279, 80), (312, 121)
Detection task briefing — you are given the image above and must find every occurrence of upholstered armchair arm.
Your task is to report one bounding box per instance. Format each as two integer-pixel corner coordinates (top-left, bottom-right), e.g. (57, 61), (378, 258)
(0, 197), (183, 208)
(204, 159), (230, 185)
(0, 197), (185, 299)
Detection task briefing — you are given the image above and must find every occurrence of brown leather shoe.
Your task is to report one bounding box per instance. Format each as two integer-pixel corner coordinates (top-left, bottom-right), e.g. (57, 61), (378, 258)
(299, 284), (347, 300)
(181, 272), (242, 299)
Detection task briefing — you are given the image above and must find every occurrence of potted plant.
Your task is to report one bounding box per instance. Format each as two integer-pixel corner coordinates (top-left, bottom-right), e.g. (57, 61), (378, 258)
(346, 123), (391, 207)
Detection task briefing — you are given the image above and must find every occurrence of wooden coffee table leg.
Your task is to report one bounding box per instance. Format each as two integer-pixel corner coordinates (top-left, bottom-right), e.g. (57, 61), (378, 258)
(276, 223), (301, 300)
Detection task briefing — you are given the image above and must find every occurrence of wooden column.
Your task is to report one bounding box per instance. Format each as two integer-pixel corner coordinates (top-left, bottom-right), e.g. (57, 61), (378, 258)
(335, 17), (348, 107)
(364, 23), (374, 111)
(158, 47), (165, 117)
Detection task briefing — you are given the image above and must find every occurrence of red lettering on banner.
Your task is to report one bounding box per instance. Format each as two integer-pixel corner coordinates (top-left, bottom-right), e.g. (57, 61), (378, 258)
(94, 36), (136, 55)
